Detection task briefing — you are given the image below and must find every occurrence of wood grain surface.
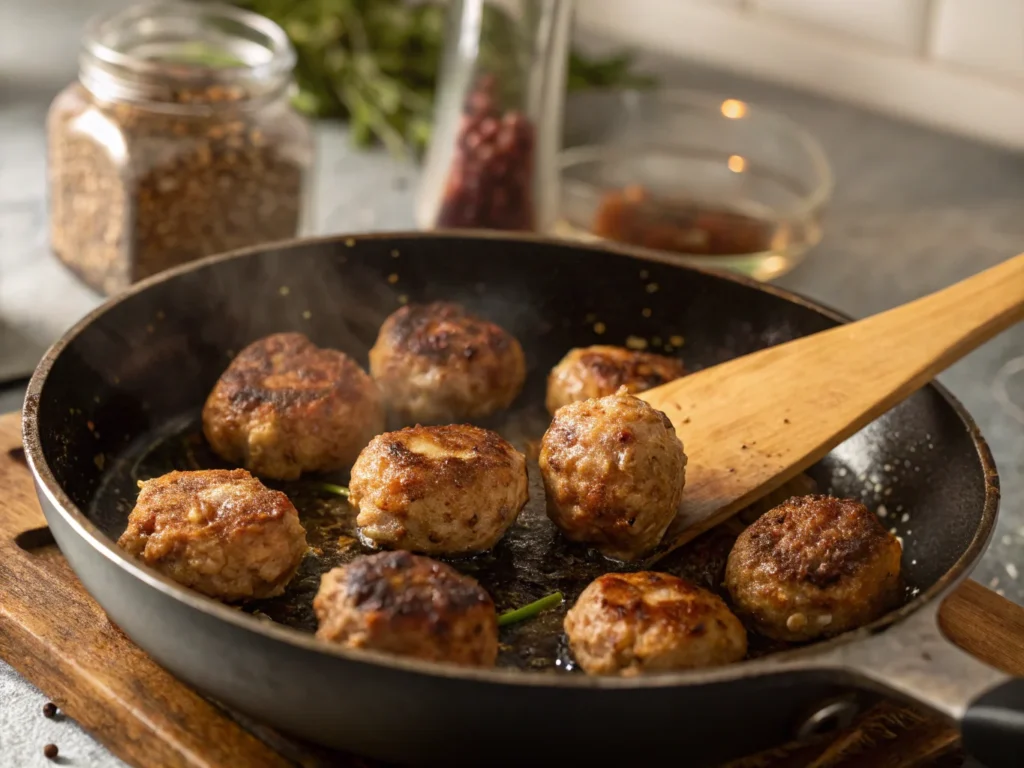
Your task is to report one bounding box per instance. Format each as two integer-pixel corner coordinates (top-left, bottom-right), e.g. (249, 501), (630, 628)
(0, 414), (315, 768)
(3, 410), (1023, 768)
(642, 251), (1024, 561)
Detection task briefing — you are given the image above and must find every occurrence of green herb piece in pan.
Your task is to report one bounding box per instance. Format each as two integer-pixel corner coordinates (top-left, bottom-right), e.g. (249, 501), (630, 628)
(318, 483), (351, 498)
(498, 591), (564, 627)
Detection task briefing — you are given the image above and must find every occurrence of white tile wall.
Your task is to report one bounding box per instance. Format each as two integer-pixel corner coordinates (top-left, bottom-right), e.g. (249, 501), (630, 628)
(931, 0), (1024, 80)
(758, 0), (931, 52)
(576, 0), (1024, 150)
(0, 0), (135, 90)
(5, 0), (1022, 148)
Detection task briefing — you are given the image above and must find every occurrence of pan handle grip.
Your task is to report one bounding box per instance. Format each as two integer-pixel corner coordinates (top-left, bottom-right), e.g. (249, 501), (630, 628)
(804, 591), (1022, 767)
(962, 680), (1024, 768)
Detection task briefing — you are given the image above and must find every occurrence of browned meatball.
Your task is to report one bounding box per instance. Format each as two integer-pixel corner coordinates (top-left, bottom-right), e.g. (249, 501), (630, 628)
(564, 572), (747, 676)
(117, 469), (307, 601)
(546, 345), (685, 414)
(313, 551), (498, 666)
(350, 424), (528, 555)
(539, 390), (687, 561)
(725, 495), (903, 642)
(202, 333), (384, 480)
(368, 302), (526, 424)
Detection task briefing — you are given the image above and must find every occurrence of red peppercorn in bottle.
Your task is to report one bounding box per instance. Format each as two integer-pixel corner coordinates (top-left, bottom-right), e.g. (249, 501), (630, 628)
(417, 0), (572, 234)
(435, 76), (536, 230)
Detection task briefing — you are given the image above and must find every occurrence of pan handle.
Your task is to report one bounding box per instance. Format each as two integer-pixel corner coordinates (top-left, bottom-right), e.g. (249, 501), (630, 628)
(962, 680), (1024, 767)
(806, 594), (1021, 767)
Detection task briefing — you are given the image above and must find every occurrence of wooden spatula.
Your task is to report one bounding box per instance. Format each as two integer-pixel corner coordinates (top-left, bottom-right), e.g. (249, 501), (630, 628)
(640, 251), (1024, 564)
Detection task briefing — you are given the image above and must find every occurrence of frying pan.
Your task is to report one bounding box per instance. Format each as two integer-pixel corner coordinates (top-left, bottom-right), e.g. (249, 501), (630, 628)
(20, 233), (1023, 767)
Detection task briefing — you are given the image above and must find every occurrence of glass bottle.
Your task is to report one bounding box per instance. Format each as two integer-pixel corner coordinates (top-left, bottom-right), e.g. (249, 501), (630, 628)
(416, 0), (573, 233)
(47, 1), (314, 296)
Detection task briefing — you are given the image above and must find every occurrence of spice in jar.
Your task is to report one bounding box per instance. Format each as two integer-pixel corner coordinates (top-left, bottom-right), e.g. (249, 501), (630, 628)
(435, 76), (536, 231)
(47, 3), (313, 295)
(593, 184), (775, 256)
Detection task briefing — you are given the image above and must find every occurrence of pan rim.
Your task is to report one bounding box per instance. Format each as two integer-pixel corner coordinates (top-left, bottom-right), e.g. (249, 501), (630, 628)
(21, 230), (1001, 690)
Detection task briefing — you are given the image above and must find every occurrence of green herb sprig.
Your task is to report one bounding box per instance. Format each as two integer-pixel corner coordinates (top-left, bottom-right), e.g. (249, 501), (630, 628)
(233, 0), (654, 156)
(498, 591), (564, 626)
(318, 483), (351, 497)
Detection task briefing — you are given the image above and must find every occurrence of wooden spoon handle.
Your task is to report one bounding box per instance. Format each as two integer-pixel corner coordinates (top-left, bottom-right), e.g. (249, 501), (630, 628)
(644, 252), (1024, 561)
(841, 251), (1024, 391)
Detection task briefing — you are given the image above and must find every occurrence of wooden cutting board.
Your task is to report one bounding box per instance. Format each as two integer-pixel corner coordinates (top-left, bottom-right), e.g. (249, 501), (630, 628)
(2, 410), (1023, 768)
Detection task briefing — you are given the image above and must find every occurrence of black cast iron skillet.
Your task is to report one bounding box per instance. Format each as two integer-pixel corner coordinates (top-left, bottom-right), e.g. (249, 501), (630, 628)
(21, 233), (1024, 766)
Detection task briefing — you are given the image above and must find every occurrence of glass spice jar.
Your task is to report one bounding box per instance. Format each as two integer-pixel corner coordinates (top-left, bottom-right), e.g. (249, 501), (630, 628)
(47, 1), (314, 295)
(416, 0), (573, 233)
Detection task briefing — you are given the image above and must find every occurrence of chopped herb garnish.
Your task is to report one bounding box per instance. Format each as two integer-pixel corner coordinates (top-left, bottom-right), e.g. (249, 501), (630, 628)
(498, 592), (563, 627)
(319, 483), (350, 498)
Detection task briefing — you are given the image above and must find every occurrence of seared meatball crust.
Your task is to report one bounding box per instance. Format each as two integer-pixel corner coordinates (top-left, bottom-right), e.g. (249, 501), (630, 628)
(117, 469), (307, 602)
(203, 333), (384, 481)
(564, 572), (747, 676)
(725, 495), (903, 642)
(546, 345), (685, 414)
(350, 424), (528, 555)
(313, 551), (498, 666)
(539, 391), (687, 561)
(368, 302), (526, 424)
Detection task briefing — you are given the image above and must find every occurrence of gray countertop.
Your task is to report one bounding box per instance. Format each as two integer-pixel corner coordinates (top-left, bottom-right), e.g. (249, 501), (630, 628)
(1, 54), (1022, 767)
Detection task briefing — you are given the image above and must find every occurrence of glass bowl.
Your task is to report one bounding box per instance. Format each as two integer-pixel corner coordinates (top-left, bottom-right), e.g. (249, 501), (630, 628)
(555, 89), (833, 281)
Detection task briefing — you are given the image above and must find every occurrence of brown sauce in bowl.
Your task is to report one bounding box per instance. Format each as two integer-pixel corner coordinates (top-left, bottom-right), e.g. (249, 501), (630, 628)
(593, 185), (774, 256)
